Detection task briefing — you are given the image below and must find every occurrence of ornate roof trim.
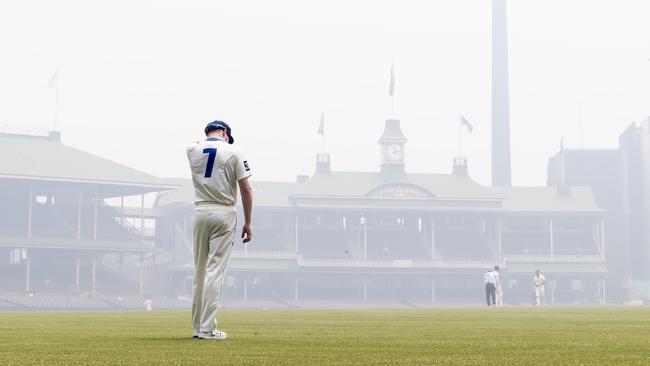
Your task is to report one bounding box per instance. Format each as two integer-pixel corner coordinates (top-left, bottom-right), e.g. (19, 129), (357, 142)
(366, 183), (434, 198)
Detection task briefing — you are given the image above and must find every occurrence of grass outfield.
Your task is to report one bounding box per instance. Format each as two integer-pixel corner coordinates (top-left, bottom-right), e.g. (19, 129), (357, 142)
(1, 308), (650, 365)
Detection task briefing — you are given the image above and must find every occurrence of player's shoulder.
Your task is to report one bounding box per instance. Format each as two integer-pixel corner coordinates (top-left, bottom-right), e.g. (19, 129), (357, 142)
(220, 143), (246, 157)
(186, 141), (201, 153)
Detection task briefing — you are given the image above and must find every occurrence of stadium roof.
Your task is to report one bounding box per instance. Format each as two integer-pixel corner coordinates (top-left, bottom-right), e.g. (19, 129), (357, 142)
(0, 236), (162, 253)
(0, 132), (175, 194)
(157, 170), (602, 213)
(155, 178), (301, 208)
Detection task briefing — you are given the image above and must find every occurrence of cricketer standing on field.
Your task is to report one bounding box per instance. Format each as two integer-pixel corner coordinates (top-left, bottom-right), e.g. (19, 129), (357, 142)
(484, 267), (496, 306)
(533, 269), (546, 306)
(493, 265), (503, 307)
(186, 120), (253, 340)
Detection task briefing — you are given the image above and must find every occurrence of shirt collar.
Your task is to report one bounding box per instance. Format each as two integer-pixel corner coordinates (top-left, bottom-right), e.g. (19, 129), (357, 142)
(206, 137), (224, 141)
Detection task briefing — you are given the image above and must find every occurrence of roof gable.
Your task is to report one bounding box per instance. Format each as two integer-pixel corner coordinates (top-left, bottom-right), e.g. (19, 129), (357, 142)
(0, 132), (171, 189)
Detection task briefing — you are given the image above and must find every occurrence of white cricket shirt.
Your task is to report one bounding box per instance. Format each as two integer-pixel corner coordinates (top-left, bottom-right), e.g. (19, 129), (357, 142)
(186, 137), (252, 206)
(484, 271), (496, 285)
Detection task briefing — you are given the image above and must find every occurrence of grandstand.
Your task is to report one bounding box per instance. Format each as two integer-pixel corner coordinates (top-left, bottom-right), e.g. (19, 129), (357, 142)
(0, 121), (613, 308)
(156, 119), (608, 306)
(0, 130), (176, 308)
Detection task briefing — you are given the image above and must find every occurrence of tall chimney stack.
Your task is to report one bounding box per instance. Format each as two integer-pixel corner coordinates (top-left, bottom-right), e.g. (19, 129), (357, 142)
(491, 0), (512, 186)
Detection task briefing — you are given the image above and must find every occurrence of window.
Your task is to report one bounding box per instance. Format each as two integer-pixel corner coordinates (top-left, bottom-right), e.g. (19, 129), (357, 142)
(9, 249), (26, 265)
(571, 279), (583, 290)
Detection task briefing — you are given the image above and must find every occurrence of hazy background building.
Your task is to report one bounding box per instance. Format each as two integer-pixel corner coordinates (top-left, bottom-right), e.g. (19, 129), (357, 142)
(2, 0), (650, 309)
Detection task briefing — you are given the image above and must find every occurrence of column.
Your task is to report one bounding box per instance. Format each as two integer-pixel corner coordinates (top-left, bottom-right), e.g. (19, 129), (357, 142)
(25, 254), (31, 293)
(362, 279), (367, 302)
(363, 215), (368, 259)
(75, 257), (81, 292)
(431, 278), (436, 303)
(91, 257), (97, 294)
(293, 278), (299, 302)
(140, 193), (145, 241)
(77, 190), (82, 239)
(93, 192), (98, 240)
(549, 219), (554, 259)
(431, 218), (436, 260)
(243, 275), (248, 303)
(602, 278), (607, 304)
(496, 219), (503, 259)
(138, 254), (144, 295)
(294, 215), (299, 253)
(27, 187), (33, 238)
(551, 281), (555, 304)
(152, 254), (156, 297)
(600, 219), (606, 260)
(120, 196), (124, 226)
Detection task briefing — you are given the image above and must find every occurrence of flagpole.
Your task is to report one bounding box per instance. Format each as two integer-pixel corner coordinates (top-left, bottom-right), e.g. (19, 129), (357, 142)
(560, 137), (566, 187)
(578, 103), (584, 150)
(458, 116), (462, 157)
(54, 79), (59, 131)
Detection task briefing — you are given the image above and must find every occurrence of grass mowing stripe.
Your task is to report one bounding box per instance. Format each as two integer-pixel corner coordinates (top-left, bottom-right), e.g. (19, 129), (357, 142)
(0, 308), (650, 365)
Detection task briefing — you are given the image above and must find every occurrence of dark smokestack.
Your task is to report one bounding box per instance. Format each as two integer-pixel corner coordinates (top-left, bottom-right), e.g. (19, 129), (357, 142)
(491, 0), (512, 186)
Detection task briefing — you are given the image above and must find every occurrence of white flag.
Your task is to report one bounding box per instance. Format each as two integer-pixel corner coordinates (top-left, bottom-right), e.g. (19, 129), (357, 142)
(48, 68), (59, 88)
(460, 115), (474, 133)
(388, 64), (395, 96)
(317, 112), (324, 136)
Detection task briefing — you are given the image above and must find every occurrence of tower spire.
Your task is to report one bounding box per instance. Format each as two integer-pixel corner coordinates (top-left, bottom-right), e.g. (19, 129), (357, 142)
(491, 0), (512, 186)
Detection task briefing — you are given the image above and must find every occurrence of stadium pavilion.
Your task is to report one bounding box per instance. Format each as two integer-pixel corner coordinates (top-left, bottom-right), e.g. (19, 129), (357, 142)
(156, 119), (608, 306)
(0, 130), (179, 309)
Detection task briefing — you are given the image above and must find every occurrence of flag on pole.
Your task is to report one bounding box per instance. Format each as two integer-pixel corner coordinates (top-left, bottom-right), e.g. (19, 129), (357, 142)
(317, 112), (324, 136)
(460, 115), (474, 133)
(48, 68), (59, 88)
(388, 64), (395, 96)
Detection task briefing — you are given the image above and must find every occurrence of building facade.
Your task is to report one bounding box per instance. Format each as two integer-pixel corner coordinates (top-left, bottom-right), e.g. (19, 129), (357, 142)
(158, 119), (608, 306)
(0, 131), (175, 308)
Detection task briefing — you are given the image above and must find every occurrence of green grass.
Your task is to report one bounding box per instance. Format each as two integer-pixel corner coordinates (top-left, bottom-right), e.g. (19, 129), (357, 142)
(1, 307), (650, 365)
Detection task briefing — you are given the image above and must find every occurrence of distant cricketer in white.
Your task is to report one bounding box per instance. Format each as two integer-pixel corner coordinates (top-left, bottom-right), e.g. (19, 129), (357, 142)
(186, 120), (253, 340)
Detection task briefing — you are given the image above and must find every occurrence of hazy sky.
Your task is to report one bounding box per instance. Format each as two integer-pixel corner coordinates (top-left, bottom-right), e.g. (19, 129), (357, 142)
(1, 0), (649, 187)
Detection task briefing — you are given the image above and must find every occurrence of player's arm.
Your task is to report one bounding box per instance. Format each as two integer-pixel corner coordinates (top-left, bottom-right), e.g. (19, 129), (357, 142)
(238, 177), (253, 243)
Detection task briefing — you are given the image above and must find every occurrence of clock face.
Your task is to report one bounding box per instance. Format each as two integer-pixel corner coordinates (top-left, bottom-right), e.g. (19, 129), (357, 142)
(385, 144), (403, 161)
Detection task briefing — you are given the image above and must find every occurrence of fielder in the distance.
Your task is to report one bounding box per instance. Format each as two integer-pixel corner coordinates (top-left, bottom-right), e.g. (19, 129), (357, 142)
(534, 269), (546, 306)
(494, 265), (503, 307)
(186, 120), (253, 340)
(484, 267), (496, 306)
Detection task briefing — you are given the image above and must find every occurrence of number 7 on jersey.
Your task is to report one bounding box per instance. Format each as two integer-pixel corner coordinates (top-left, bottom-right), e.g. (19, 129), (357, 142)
(203, 148), (217, 178)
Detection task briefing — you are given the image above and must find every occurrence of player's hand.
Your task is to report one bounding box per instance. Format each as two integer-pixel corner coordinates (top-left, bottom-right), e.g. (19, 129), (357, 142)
(241, 224), (252, 243)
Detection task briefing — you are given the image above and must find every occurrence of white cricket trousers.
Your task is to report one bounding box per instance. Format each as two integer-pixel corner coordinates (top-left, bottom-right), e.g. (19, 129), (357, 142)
(192, 204), (237, 333)
(495, 286), (504, 306)
(535, 286), (545, 306)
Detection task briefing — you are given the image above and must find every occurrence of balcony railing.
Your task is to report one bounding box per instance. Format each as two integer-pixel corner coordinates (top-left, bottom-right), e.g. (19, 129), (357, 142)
(227, 251), (606, 267)
(231, 250), (297, 259)
(297, 257), (502, 269)
(503, 255), (604, 263)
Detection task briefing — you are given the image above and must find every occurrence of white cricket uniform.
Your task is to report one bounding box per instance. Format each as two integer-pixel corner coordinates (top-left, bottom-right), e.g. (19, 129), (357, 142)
(494, 271), (503, 306)
(534, 274), (546, 306)
(186, 136), (251, 334)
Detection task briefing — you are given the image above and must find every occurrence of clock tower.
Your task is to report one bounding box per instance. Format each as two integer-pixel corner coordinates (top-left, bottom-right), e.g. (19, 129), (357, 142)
(378, 119), (407, 175)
